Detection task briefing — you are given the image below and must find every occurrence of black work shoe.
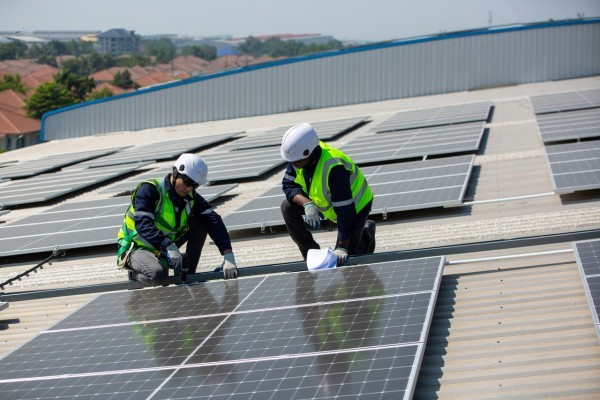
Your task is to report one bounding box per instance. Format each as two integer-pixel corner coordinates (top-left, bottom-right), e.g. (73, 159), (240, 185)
(365, 220), (376, 253)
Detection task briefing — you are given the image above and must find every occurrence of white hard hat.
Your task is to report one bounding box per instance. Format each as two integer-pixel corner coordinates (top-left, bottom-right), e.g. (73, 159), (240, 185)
(280, 122), (319, 162)
(173, 153), (208, 186)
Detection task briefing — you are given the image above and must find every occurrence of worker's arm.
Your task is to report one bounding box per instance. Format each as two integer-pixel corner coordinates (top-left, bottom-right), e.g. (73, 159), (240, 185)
(282, 163), (310, 205)
(190, 193), (233, 254)
(329, 165), (356, 248)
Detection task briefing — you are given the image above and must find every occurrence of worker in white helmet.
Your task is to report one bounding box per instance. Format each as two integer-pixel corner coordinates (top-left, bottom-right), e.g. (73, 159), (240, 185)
(117, 153), (238, 285)
(280, 122), (376, 266)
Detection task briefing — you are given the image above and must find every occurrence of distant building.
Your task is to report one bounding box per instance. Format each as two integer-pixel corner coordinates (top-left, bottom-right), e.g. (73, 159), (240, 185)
(96, 29), (139, 55)
(33, 30), (100, 42)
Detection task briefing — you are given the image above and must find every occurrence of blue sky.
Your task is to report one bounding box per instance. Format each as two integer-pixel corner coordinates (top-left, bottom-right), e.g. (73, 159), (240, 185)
(2, 0), (599, 42)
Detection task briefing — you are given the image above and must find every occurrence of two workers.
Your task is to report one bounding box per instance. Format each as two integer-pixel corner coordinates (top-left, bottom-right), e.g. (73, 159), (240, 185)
(118, 122), (375, 286)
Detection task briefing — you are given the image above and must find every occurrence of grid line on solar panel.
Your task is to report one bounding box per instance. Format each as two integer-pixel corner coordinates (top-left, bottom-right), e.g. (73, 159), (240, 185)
(221, 116), (369, 151)
(0, 198), (131, 257)
(544, 140), (600, 193)
(0, 258), (442, 399)
(0, 163), (150, 206)
(573, 240), (600, 341)
(574, 240), (600, 277)
(371, 102), (491, 133)
(222, 155), (474, 231)
(200, 147), (286, 182)
(48, 257), (443, 330)
(0, 344), (421, 400)
(0, 148), (126, 179)
(341, 122), (484, 165)
(536, 108), (600, 143)
(78, 133), (240, 168)
(0, 292), (431, 380)
(530, 88), (600, 114)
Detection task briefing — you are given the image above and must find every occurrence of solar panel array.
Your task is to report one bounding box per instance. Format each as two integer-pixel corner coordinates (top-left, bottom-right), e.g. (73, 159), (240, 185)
(530, 88), (600, 114)
(544, 139), (600, 194)
(221, 116), (369, 151)
(0, 148), (124, 179)
(98, 164), (238, 198)
(0, 256), (445, 400)
(371, 102), (491, 133)
(573, 239), (600, 341)
(201, 146), (286, 183)
(536, 108), (600, 143)
(77, 132), (240, 168)
(223, 155), (474, 231)
(341, 122), (485, 165)
(0, 185), (237, 258)
(0, 163), (150, 207)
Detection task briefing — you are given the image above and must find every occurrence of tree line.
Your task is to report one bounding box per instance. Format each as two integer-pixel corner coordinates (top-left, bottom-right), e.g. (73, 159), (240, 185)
(0, 36), (346, 119)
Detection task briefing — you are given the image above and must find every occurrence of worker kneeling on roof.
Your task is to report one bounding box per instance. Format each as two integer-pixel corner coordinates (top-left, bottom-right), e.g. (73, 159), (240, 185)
(117, 153), (238, 285)
(280, 122), (376, 267)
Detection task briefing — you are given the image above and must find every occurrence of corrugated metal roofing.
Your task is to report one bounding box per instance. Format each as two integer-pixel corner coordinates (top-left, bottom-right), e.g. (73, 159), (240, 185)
(0, 75), (599, 398)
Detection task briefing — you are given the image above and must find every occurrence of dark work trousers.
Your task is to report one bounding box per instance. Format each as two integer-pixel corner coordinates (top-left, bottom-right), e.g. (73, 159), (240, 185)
(281, 199), (372, 260)
(126, 219), (207, 285)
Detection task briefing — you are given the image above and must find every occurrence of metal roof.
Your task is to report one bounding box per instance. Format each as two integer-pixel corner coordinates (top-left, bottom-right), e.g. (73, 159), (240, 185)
(0, 75), (599, 398)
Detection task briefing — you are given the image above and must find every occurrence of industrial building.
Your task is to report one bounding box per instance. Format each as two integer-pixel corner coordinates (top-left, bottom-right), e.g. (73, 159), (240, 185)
(0, 19), (599, 399)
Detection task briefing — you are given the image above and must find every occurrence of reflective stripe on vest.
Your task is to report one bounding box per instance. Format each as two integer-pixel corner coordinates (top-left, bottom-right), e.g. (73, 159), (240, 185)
(295, 142), (373, 223)
(117, 178), (194, 253)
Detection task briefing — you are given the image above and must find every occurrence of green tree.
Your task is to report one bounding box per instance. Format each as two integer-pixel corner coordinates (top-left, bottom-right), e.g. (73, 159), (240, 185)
(238, 36), (264, 57)
(87, 52), (117, 72)
(143, 38), (176, 63)
(25, 82), (76, 119)
(86, 86), (114, 101)
(112, 69), (139, 89)
(54, 69), (96, 102)
(0, 74), (28, 94)
(181, 44), (217, 61)
(0, 41), (28, 60)
(61, 58), (91, 76)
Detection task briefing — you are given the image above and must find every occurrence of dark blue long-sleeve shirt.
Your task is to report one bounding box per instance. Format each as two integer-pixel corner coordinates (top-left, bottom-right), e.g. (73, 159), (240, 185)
(133, 175), (232, 254)
(282, 146), (357, 241)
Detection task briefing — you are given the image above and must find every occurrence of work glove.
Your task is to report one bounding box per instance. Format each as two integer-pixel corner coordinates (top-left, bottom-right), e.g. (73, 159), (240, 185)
(303, 201), (320, 229)
(333, 247), (348, 267)
(214, 252), (238, 279)
(165, 243), (183, 273)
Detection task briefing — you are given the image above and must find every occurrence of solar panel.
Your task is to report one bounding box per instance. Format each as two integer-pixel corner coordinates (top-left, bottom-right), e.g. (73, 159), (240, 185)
(79, 132), (240, 168)
(223, 155), (474, 231)
(0, 185), (234, 258)
(536, 108), (600, 143)
(371, 102), (491, 133)
(98, 166), (238, 198)
(0, 197), (129, 258)
(0, 148), (124, 179)
(0, 163), (150, 207)
(201, 147), (286, 183)
(0, 210), (9, 218)
(0, 301), (7, 311)
(573, 239), (600, 341)
(221, 116), (369, 151)
(341, 122), (485, 165)
(544, 139), (600, 194)
(0, 256), (444, 400)
(530, 88), (600, 114)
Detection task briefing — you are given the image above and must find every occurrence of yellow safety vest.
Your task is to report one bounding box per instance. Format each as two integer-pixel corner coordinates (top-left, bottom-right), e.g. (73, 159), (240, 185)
(117, 178), (194, 264)
(294, 142), (373, 223)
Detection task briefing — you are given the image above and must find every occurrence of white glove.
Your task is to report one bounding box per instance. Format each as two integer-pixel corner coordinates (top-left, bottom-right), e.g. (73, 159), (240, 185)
(219, 253), (238, 279)
(165, 243), (182, 272)
(333, 247), (348, 267)
(303, 201), (320, 228)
